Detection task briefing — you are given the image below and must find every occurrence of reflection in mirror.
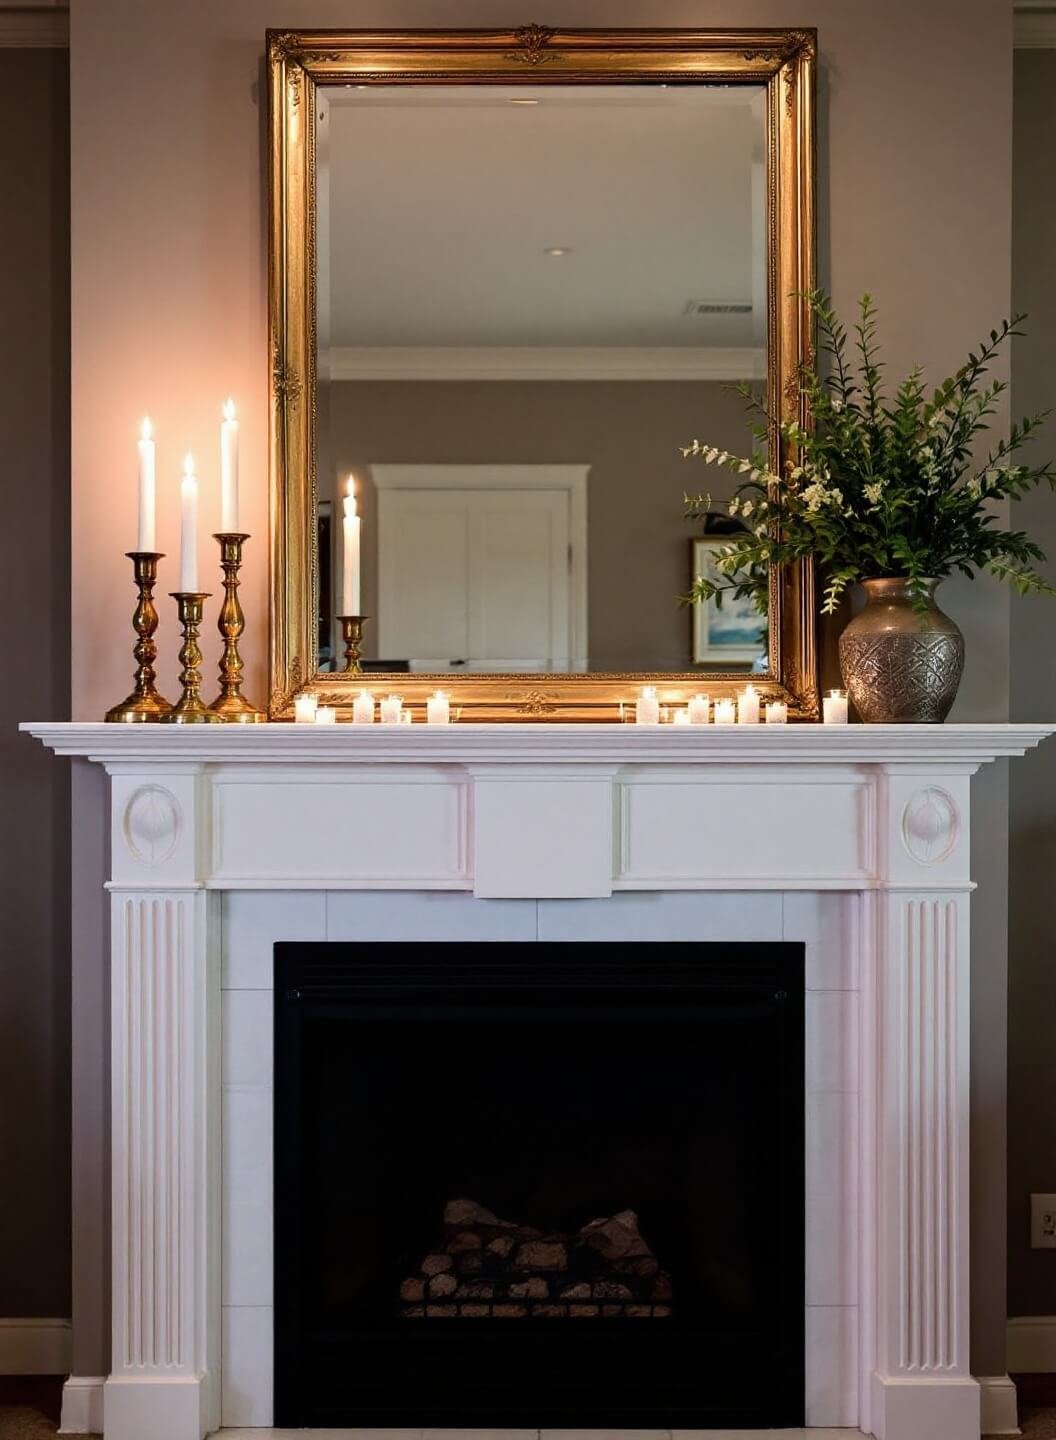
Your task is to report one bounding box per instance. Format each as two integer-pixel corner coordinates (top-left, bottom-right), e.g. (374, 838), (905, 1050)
(315, 83), (769, 676)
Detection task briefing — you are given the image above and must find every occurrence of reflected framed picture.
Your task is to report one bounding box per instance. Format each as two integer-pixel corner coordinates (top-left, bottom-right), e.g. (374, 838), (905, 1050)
(690, 536), (768, 665)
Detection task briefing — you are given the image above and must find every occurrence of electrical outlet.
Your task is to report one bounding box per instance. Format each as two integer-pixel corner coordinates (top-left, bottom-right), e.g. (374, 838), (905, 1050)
(1031, 1194), (1056, 1249)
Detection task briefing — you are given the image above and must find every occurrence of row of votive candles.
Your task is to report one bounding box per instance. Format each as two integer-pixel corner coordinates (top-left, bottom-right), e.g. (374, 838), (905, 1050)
(293, 690), (453, 725)
(632, 685), (849, 725)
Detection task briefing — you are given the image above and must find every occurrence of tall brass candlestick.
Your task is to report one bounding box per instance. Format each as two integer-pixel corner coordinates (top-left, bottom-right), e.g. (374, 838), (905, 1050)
(161, 592), (222, 723)
(105, 551), (173, 722)
(338, 614), (368, 674)
(209, 533), (265, 723)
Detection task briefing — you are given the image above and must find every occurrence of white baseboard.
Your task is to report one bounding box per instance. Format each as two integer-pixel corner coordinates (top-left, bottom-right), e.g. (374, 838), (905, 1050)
(0, 1317), (72, 1374)
(58, 1375), (105, 1434)
(1009, 1314), (1056, 1372)
(980, 1374), (1021, 1435)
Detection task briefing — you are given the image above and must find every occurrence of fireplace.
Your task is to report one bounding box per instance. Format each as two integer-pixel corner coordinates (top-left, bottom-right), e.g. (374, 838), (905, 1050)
(273, 941), (805, 1428)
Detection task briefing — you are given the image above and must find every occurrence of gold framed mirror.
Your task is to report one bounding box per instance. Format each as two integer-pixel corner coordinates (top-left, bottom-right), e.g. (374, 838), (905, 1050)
(267, 26), (817, 720)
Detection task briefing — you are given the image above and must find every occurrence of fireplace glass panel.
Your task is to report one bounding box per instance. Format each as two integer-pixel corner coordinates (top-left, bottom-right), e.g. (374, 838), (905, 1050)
(274, 943), (804, 1428)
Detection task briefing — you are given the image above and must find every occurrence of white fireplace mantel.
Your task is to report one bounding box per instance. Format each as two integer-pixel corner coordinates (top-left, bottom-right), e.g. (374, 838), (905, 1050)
(22, 721), (1055, 1440)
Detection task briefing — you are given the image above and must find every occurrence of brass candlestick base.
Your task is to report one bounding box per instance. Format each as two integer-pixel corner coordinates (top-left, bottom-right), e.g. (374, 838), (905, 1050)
(209, 533), (266, 723)
(105, 551), (173, 723)
(338, 614), (369, 674)
(161, 592), (223, 723)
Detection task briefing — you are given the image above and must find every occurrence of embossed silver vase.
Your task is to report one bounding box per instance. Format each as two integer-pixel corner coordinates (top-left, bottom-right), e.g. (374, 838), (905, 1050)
(838, 578), (964, 724)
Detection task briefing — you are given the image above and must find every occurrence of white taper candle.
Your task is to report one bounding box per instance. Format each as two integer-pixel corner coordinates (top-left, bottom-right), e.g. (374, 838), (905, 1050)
(342, 476), (361, 614)
(137, 417), (156, 551)
(220, 398), (239, 532)
(179, 453), (199, 591)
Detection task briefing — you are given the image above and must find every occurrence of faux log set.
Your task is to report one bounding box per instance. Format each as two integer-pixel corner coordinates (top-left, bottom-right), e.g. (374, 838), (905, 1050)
(399, 1197), (672, 1318)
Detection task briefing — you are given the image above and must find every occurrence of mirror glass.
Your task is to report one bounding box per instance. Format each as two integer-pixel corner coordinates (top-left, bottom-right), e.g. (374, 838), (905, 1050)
(314, 83), (769, 676)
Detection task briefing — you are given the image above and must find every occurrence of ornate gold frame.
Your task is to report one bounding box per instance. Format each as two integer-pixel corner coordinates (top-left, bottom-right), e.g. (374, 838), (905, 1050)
(267, 25), (817, 719)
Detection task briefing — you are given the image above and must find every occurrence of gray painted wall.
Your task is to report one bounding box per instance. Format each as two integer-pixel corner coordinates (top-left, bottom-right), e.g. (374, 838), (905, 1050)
(0, 47), (71, 1321)
(48, 0), (1023, 1388)
(1009, 47), (1056, 1323)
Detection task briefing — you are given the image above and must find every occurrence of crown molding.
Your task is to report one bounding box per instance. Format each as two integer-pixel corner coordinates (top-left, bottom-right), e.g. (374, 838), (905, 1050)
(0, 2), (69, 47)
(327, 345), (767, 383)
(1015, 4), (1056, 47)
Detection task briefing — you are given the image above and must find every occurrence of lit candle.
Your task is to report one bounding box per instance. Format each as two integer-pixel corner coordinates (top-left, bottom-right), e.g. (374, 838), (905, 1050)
(314, 705), (336, 725)
(737, 684), (761, 725)
(688, 693), (710, 725)
(220, 398), (239, 532)
(635, 685), (660, 725)
(380, 694), (403, 725)
(137, 417), (156, 551)
(399, 710), (414, 726)
(179, 453), (199, 591)
(714, 698), (736, 725)
(427, 690), (451, 725)
(342, 476), (361, 615)
(293, 693), (318, 724)
(672, 707), (691, 726)
(766, 700), (789, 724)
(352, 689), (374, 724)
(823, 689), (849, 724)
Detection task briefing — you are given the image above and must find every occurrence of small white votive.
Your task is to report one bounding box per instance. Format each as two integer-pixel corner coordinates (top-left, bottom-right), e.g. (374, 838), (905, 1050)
(427, 690), (450, 725)
(635, 685), (661, 725)
(688, 693), (710, 724)
(314, 705), (336, 725)
(765, 701), (789, 725)
(293, 693), (318, 724)
(823, 689), (849, 724)
(737, 684), (761, 725)
(672, 707), (691, 726)
(380, 694), (403, 725)
(352, 689), (374, 725)
(714, 698), (736, 725)
(399, 709), (414, 725)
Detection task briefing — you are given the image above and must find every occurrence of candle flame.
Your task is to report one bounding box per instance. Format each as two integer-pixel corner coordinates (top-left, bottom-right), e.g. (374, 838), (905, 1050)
(140, 416), (153, 441)
(183, 452), (196, 478)
(223, 397), (236, 422)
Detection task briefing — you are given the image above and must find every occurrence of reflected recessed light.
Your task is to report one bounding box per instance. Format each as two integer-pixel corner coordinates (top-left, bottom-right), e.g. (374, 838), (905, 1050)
(510, 97), (540, 105)
(544, 246), (572, 257)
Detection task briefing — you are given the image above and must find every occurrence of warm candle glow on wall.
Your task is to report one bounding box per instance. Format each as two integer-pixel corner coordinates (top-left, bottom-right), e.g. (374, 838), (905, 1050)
(137, 416), (156, 551)
(179, 453), (199, 592)
(220, 397), (239, 532)
(342, 475), (361, 614)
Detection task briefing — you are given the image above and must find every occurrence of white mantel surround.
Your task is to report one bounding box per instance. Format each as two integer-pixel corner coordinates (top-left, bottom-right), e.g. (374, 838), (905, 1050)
(23, 721), (1055, 1440)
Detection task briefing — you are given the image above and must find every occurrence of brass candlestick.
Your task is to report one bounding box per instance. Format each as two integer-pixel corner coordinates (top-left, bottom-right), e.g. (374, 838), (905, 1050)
(338, 614), (369, 674)
(209, 533), (265, 723)
(161, 592), (222, 723)
(105, 551), (173, 723)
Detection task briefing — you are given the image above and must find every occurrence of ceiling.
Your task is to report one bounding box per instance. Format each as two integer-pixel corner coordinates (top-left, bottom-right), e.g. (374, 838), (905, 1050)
(319, 84), (767, 360)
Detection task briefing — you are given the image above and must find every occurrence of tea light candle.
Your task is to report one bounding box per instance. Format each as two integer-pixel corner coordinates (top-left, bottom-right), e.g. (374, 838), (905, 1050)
(714, 698), (736, 725)
(351, 689), (374, 725)
(293, 693), (318, 724)
(765, 700), (789, 725)
(427, 690), (450, 725)
(220, 398), (239, 532)
(688, 693), (710, 725)
(314, 705), (336, 725)
(179, 453), (199, 591)
(672, 707), (691, 726)
(823, 689), (849, 724)
(399, 710), (414, 726)
(737, 684), (761, 725)
(380, 694), (403, 725)
(137, 417), (156, 551)
(635, 685), (660, 725)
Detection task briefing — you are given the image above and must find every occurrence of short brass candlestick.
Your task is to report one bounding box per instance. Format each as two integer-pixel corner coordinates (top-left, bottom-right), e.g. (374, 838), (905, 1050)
(105, 551), (173, 723)
(209, 533), (265, 723)
(338, 614), (369, 674)
(161, 592), (222, 723)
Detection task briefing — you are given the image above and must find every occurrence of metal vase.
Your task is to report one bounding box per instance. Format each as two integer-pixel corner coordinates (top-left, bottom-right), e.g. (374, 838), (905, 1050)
(838, 577), (965, 724)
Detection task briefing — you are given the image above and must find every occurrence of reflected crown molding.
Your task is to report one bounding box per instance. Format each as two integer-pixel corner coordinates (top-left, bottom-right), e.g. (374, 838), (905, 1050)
(0, 0), (67, 47)
(327, 345), (767, 383)
(1015, 1), (1056, 46)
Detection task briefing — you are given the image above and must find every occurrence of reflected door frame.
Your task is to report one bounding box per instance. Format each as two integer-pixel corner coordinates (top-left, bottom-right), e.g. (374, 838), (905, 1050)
(371, 464), (589, 671)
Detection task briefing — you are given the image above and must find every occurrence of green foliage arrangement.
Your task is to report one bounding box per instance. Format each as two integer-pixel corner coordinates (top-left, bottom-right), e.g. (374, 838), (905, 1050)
(683, 291), (1056, 614)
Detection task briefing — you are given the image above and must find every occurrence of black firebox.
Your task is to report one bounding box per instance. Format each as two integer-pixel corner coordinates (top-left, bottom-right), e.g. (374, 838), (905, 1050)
(274, 942), (805, 1428)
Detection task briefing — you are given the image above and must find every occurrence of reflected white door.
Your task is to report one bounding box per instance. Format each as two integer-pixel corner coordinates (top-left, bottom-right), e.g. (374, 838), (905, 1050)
(377, 487), (572, 670)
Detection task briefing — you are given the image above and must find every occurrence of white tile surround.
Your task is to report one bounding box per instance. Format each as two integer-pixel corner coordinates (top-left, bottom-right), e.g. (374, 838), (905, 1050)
(221, 889), (859, 1431)
(21, 722), (1056, 1440)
